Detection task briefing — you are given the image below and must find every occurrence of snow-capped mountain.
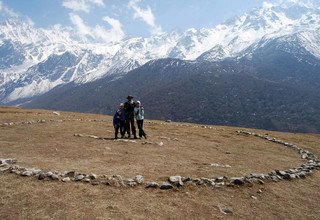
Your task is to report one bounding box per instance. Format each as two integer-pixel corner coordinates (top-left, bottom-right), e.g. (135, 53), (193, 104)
(0, 0), (319, 104)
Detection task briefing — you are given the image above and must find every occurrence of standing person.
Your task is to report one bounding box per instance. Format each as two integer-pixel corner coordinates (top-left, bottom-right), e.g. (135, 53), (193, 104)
(134, 101), (147, 139)
(113, 103), (126, 139)
(124, 95), (137, 139)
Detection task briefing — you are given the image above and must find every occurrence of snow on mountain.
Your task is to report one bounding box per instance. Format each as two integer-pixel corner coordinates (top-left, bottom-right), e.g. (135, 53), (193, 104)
(196, 0), (320, 61)
(0, 0), (319, 104)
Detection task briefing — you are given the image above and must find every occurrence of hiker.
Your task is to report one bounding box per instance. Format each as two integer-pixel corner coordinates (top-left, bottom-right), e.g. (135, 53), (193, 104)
(134, 101), (147, 139)
(124, 95), (137, 139)
(113, 103), (126, 139)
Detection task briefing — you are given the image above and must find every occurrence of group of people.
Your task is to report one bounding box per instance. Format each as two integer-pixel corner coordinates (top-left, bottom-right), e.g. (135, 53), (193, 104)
(113, 95), (147, 139)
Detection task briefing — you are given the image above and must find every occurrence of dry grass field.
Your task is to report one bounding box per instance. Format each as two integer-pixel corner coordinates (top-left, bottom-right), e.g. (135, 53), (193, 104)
(0, 106), (320, 219)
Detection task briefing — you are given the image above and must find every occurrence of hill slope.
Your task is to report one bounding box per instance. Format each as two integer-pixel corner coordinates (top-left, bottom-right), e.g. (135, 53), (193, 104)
(26, 51), (320, 133)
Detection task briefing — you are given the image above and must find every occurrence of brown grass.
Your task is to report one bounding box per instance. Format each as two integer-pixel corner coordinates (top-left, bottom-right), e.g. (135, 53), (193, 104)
(0, 106), (320, 219)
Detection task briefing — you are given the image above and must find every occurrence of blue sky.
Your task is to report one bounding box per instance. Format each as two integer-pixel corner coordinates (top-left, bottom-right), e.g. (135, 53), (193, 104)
(0, 0), (271, 39)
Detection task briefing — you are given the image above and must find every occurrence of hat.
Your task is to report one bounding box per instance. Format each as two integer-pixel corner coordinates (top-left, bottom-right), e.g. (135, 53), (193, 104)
(119, 103), (124, 107)
(127, 95), (133, 99)
(136, 101), (141, 104)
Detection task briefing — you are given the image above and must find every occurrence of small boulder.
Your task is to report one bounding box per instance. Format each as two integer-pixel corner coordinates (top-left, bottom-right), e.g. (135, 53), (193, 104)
(0, 167), (9, 173)
(21, 170), (33, 177)
(214, 177), (225, 183)
(89, 174), (97, 180)
(298, 171), (306, 178)
(160, 182), (173, 190)
(38, 172), (46, 180)
(4, 158), (17, 164)
(83, 178), (91, 183)
(66, 171), (75, 178)
(194, 178), (205, 185)
(182, 177), (192, 182)
(126, 179), (137, 187)
(283, 173), (295, 180)
(169, 176), (183, 187)
(75, 174), (85, 181)
(51, 174), (59, 180)
(91, 180), (100, 185)
(52, 111), (60, 116)
(275, 170), (287, 176)
(231, 177), (245, 186)
(219, 206), (233, 215)
(32, 169), (42, 175)
(134, 175), (144, 184)
(46, 171), (53, 177)
(146, 182), (159, 189)
(62, 177), (71, 182)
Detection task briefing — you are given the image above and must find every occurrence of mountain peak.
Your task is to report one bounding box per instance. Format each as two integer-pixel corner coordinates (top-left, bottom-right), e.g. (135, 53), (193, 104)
(1, 1), (320, 104)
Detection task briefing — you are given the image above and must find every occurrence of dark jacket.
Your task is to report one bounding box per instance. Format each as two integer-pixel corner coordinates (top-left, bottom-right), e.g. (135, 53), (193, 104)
(113, 109), (125, 126)
(124, 101), (135, 119)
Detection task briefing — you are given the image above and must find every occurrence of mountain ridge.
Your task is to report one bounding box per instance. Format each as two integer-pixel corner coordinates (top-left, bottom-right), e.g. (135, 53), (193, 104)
(1, 0), (320, 104)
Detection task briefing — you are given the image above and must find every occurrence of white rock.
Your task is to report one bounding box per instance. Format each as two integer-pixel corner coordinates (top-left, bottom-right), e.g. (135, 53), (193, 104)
(146, 182), (159, 188)
(169, 176), (183, 186)
(21, 170), (33, 177)
(134, 175), (144, 184)
(75, 174), (85, 181)
(62, 177), (71, 182)
(53, 111), (60, 116)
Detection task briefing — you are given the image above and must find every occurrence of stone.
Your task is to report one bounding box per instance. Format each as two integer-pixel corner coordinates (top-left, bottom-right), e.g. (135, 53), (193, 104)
(194, 178), (205, 185)
(169, 176), (183, 187)
(21, 170), (33, 177)
(62, 177), (71, 182)
(83, 178), (91, 183)
(181, 177), (192, 182)
(66, 171), (75, 178)
(231, 178), (245, 186)
(201, 178), (215, 186)
(91, 180), (100, 185)
(106, 177), (121, 187)
(0, 167), (10, 173)
(160, 182), (173, 190)
(134, 175), (144, 184)
(146, 182), (159, 189)
(111, 175), (125, 186)
(75, 174), (85, 181)
(52, 111), (60, 116)
(126, 179), (137, 187)
(89, 174), (97, 180)
(298, 171), (306, 178)
(214, 177), (225, 183)
(219, 206), (233, 215)
(32, 169), (42, 175)
(250, 173), (266, 179)
(38, 172), (46, 180)
(283, 173), (295, 180)
(46, 171), (53, 177)
(275, 170), (287, 176)
(3, 158), (17, 164)
(214, 182), (225, 187)
(51, 174), (59, 180)
(257, 189), (263, 194)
